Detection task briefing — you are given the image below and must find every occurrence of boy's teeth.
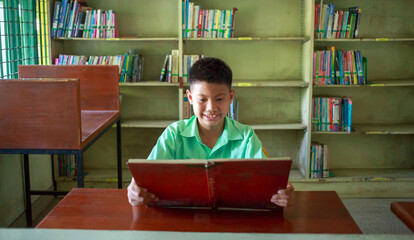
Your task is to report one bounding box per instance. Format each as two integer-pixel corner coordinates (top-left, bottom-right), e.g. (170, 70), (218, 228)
(206, 114), (217, 117)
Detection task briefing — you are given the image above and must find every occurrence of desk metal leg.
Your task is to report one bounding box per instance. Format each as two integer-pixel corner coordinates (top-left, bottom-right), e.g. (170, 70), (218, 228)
(51, 155), (58, 197)
(75, 151), (84, 188)
(23, 154), (32, 227)
(117, 119), (122, 189)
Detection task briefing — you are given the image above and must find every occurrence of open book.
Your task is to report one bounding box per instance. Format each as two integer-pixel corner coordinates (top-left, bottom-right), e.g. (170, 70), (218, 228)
(127, 157), (292, 210)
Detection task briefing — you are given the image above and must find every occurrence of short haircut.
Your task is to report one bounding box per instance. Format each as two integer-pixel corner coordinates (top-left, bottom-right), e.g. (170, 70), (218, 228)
(188, 57), (232, 90)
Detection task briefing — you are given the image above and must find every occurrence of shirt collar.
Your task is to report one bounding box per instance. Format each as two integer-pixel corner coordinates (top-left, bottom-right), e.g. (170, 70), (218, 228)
(181, 116), (243, 142)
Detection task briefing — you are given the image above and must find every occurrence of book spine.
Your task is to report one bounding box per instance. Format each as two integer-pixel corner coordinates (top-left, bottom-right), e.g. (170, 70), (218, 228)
(171, 50), (179, 83)
(51, 1), (61, 38)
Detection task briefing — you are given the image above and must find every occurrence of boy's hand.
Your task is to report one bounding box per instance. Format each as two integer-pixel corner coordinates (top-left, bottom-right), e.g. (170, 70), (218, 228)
(270, 182), (295, 207)
(127, 178), (159, 206)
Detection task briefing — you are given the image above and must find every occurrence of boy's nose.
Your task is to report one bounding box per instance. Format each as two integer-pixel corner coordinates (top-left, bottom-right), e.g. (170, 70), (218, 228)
(206, 100), (216, 111)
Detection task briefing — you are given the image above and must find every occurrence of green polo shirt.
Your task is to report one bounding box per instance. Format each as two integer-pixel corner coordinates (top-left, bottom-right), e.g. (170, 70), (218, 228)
(148, 116), (265, 160)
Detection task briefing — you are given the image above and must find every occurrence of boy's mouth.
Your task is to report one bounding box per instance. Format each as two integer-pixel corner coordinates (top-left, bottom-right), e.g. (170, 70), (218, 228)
(203, 113), (220, 120)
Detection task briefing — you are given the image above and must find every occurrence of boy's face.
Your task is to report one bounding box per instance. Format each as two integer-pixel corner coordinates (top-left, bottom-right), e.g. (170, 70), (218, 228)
(187, 81), (235, 131)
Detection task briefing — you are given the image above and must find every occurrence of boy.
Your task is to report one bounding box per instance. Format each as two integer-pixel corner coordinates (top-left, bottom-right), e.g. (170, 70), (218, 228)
(128, 57), (294, 207)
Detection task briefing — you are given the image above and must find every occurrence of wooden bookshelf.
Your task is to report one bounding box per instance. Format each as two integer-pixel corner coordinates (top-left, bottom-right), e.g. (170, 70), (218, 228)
(315, 38), (414, 42)
(120, 120), (176, 128)
(184, 37), (310, 41)
(54, 37), (179, 41)
(313, 79), (414, 87)
(49, 0), (414, 197)
(119, 82), (179, 87)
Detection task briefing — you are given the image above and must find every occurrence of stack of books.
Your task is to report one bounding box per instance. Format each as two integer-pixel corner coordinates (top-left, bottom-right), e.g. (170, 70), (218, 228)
(160, 50), (180, 83)
(55, 48), (144, 83)
(183, 54), (204, 83)
(182, 0), (237, 38)
(119, 49), (144, 83)
(57, 155), (76, 177)
(310, 143), (330, 179)
(315, 3), (361, 39)
(312, 97), (352, 133)
(313, 47), (367, 85)
(55, 54), (123, 67)
(51, 0), (118, 38)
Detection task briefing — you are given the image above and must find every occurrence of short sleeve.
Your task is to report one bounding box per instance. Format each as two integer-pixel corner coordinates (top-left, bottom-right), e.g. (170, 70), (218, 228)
(147, 127), (176, 160)
(244, 131), (266, 159)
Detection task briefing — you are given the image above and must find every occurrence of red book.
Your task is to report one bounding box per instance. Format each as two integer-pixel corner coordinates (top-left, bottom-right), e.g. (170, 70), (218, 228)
(197, 9), (203, 38)
(230, 7), (238, 37)
(127, 158), (292, 210)
(336, 11), (343, 39)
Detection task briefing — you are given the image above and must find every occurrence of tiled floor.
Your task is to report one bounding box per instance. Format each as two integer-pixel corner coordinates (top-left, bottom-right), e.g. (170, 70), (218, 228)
(14, 197), (414, 234)
(342, 198), (412, 234)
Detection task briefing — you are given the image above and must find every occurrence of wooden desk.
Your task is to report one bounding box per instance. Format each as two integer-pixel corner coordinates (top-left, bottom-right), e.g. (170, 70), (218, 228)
(37, 189), (361, 233)
(0, 65), (122, 227)
(391, 202), (414, 232)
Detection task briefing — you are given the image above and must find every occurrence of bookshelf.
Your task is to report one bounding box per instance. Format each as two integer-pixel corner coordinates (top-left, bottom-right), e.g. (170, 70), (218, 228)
(49, 0), (414, 197)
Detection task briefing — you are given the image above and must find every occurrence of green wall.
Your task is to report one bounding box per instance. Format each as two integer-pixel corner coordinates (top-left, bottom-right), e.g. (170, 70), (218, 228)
(0, 154), (52, 227)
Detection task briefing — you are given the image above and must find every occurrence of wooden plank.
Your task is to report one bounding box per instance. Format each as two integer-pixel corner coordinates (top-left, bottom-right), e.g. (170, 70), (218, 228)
(19, 65), (120, 111)
(80, 110), (120, 148)
(0, 79), (81, 149)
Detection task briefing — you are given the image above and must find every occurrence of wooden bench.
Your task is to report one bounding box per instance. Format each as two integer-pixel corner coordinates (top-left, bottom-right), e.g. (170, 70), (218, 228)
(0, 65), (122, 226)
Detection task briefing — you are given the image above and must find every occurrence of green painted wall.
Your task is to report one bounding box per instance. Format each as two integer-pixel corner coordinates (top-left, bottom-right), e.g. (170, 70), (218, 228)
(0, 155), (52, 227)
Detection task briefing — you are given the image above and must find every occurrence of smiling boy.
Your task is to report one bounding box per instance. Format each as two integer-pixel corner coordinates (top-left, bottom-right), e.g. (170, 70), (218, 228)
(127, 57), (294, 207)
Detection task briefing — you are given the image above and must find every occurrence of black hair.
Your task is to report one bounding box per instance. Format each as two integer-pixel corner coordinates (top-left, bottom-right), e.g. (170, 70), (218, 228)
(188, 57), (232, 90)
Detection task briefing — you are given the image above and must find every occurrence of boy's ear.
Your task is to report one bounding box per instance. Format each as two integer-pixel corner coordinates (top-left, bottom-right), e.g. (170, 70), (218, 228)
(186, 89), (193, 104)
(229, 89), (235, 102)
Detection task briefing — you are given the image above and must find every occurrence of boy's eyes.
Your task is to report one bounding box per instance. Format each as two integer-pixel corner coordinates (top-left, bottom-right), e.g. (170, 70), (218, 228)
(197, 98), (224, 102)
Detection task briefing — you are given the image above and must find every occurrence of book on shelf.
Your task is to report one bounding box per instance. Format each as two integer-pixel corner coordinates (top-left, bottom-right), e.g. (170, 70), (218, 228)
(54, 49), (142, 83)
(313, 48), (366, 85)
(159, 52), (203, 83)
(56, 155), (76, 177)
(171, 50), (179, 83)
(228, 99), (239, 121)
(310, 143), (331, 179)
(127, 157), (292, 210)
(312, 97), (352, 133)
(52, 0), (117, 38)
(182, 54), (204, 82)
(183, 93), (192, 119)
(182, 0), (237, 39)
(315, 2), (361, 39)
(159, 54), (169, 82)
(51, 1), (61, 37)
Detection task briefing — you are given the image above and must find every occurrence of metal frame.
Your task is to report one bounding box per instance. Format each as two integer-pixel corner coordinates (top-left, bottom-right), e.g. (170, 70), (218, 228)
(0, 118), (122, 227)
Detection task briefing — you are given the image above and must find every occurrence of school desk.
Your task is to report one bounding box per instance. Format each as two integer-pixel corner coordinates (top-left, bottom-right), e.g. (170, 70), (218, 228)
(391, 201), (414, 232)
(0, 65), (122, 227)
(36, 188), (362, 233)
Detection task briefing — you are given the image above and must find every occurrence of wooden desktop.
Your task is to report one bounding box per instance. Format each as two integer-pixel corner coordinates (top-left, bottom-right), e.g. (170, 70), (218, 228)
(37, 188), (362, 233)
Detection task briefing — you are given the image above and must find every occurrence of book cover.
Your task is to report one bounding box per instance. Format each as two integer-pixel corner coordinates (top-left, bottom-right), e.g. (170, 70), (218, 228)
(74, 11), (86, 37)
(127, 158), (292, 210)
(171, 50), (179, 83)
(160, 54), (169, 82)
(230, 8), (237, 38)
(131, 51), (139, 82)
(51, 1), (61, 38)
